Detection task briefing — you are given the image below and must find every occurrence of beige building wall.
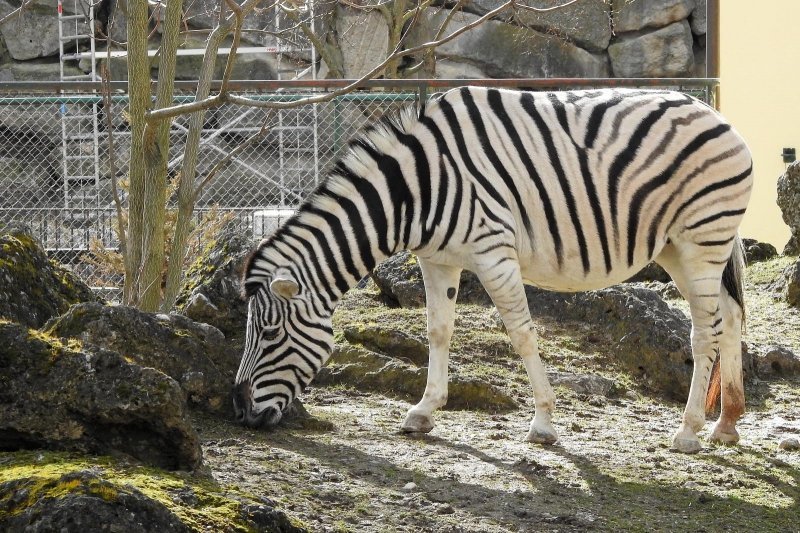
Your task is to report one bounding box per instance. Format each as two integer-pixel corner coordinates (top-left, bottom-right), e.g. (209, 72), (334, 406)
(720, 0), (798, 249)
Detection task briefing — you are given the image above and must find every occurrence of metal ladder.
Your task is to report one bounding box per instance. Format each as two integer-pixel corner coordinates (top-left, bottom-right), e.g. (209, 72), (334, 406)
(273, 0), (319, 208)
(57, 0), (100, 211)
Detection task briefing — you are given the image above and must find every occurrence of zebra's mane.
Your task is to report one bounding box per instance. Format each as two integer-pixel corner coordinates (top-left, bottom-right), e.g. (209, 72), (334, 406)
(241, 104), (421, 292)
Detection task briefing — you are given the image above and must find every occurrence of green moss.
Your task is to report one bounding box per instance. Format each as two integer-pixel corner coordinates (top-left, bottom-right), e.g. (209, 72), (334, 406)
(0, 451), (289, 531)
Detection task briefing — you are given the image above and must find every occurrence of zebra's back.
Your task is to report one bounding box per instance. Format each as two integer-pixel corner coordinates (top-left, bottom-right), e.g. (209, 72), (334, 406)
(409, 87), (752, 291)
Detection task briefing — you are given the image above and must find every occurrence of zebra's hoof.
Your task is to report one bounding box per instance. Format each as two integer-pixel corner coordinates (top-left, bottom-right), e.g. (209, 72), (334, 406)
(672, 436), (703, 454)
(709, 425), (740, 445)
(525, 427), (558, 445)
(400, 412), (434, 434)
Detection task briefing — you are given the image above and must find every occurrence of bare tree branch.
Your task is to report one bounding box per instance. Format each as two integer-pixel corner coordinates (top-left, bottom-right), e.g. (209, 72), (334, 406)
(148, 0), (518, 120)
(0, 0), (34, 26)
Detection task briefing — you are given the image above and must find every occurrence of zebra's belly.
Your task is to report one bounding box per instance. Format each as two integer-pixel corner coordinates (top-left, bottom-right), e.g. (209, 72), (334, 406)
(518, 254), (652, 293)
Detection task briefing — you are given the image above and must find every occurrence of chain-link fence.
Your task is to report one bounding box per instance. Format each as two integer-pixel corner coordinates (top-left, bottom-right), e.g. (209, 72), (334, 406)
(0, 80), (716, 301)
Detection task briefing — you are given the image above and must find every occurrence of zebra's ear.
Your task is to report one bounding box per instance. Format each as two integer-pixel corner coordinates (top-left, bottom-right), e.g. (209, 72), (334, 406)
(270, 277), (299, 300)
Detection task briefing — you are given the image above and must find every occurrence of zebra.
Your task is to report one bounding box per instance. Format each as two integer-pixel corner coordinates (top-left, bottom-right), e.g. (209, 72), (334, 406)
(233, 86), (752, 454)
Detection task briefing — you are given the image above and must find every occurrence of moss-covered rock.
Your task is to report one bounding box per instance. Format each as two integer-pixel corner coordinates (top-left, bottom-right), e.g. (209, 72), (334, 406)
(0, 225), (98, 328)
(521, 285), (694, 400)
(0, 451), (305, 532)
(46, 302), (239, 416)
(318, 345), (517, 412)
(175, 223), (253, 341)
(0, 321), (202, 470)
(343, 325), (428, 367)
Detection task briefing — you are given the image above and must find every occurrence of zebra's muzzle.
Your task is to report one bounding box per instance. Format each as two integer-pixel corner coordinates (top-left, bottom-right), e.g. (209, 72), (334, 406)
(233, 381), (282, 429)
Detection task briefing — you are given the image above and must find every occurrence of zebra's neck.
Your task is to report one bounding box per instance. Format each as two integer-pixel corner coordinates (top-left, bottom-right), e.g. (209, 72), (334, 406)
(264, 146), (420, 310)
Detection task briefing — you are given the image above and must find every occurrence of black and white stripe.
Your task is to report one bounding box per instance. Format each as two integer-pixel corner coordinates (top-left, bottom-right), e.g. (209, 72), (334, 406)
(235, 87), (752, 451)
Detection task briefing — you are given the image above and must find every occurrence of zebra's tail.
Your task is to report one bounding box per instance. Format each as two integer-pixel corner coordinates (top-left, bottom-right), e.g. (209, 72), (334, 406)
(705, 234), (747, 414)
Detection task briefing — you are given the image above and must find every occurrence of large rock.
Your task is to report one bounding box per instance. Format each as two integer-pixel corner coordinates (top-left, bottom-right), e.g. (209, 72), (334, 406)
(0, 322), (202, 470)
(520, 285), (694, 400)
(0, 0), (67, 60)
(1, 471), (191, 532)
(608, 21), (694, 77)
(45, 302), (239, 415)
(690, 0), (707, 35)
(466, 0), (612, 53)
(776, 259), (800, 308)
(319, 345), (517, 411)
(176, 222), (254, 340)
(0, 226), (99, 329)
(754, 345), (800, 378)
(612, 0), (696, 33)
(371, 252), (699, 399)
(371, 251), (491, 308)
(0, 459), (305, 532)
(409, 9), (609, 78)
(777, 160), (800, 255)
(742, 238), (779, 264)
(335, 5), (389, 78)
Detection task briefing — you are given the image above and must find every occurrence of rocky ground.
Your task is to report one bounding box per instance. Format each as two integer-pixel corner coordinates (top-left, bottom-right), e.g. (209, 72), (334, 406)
(2, 226), (800, 532)
(196, 257), (800, 532)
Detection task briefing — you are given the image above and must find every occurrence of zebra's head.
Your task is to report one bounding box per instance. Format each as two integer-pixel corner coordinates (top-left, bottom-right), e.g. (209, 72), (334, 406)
(233, 258), (334, 429)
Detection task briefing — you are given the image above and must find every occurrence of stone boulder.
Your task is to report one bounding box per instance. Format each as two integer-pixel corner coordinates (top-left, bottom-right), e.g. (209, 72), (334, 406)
(45, 302), (239, 415)
(0, 322), (202, 470)
(335, 5), (389, 79)
(520, 285), (695, 400)
(612, 0), (696, 33)
(319, 345), (517, 412)
(175, 223), (254, 340)
(776, 259), (800, 308)
(1, 471), (192, 532)
(371, 251), (491, 308)
(753, 345), (800, 378)
(777, 160), (800, 255)
(608, 21), (694, 77)
(343, 325), (429, 367)
(0, 226), (99, 329)
(690, 0), (707, 35)
(466, 0), (612, 53)
(0, 0), (71, 60)
(408, 9), (609, 78)
(742, 238), (779, 264)
(0, 461), (305, 532)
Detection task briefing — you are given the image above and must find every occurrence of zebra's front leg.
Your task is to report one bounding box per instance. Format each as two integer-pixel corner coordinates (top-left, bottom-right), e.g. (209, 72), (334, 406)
(400, 260), (461, 434)
(478, 263), (558, 444)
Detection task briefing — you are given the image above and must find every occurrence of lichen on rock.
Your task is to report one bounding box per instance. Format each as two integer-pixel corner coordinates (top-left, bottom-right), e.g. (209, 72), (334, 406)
(45, 302), (239, 416)
(0, 451), (305, 532)
(319, 344), (517, 412)
(0, 321), (202, 470)
(175, 223), (254, 341)
(0, 225), (98, 328)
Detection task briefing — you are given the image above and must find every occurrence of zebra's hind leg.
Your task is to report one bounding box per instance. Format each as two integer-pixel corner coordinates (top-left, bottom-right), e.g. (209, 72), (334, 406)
(476, 262), (558, 444)
(400, 260), (461, 434)
(708, 287), (745, 444)
(656, 244), (729, 453)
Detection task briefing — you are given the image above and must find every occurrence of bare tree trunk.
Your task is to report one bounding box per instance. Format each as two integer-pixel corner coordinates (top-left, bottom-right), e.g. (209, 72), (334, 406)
(161, 0), (242, 311)
(123, 0), (150, 306)
(138, 0), (184, 311)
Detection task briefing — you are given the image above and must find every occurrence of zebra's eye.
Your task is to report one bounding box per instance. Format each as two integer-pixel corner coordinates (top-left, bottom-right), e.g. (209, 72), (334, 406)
(261, 327), (280, 342)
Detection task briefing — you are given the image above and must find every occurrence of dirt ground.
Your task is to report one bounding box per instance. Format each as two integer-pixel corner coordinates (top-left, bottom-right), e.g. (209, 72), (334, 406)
(199, 257), (800, 532)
